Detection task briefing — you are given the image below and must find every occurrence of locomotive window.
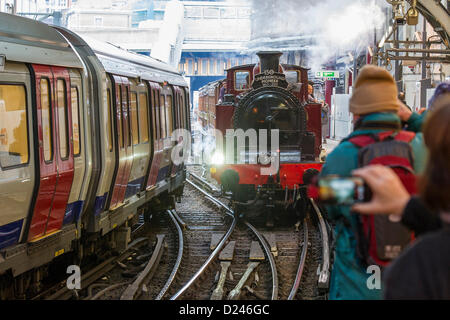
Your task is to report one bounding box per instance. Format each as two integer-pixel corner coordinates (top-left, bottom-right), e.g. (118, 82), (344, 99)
(70, 86), (81, 156)
(107, 89), (113, 151)
(40, 79), (53, 162)
(235, 71), (250, 90)
(138, 93), (149, 143)
(0, 84), (29, 168)
(130, 91), (139, 145)
(57, 79), (69, 159)
(285, 71), (300, 83)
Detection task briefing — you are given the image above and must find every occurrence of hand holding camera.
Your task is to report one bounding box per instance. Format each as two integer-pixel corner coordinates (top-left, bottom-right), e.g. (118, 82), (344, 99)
(317, 165), (410, 219)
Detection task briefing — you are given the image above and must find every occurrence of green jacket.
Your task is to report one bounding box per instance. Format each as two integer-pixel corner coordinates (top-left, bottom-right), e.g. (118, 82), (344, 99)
(321, 112), (427, 300)
(405, 111), (426, 133)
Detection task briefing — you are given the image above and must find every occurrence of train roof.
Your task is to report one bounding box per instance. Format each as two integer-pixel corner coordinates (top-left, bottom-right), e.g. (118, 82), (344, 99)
(0, 12), (83, 68)
(80, 35), (187, 86)
(53, 26), (186, 87)
(0, 13), (186, 87)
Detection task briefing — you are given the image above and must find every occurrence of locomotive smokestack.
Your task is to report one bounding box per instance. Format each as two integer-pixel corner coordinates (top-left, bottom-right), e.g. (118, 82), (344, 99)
(256, 51), (283, 73)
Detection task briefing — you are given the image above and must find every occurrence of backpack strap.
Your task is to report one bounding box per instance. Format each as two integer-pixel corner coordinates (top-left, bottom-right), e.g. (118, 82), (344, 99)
(348, 130), (415, 148)
(392, 130), (416, 143)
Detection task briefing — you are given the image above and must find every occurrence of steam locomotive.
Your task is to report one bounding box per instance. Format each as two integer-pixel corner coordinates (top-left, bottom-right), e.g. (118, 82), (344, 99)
(199, 52), (324, 222)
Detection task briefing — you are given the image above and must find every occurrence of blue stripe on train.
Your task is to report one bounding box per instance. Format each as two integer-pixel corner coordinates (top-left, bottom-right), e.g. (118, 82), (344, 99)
(63, 200), (85, 225)
(0, 219), (23, 250)
(125, 176), (145, 199)
(94, 192), (108, 216)
(156, 166), (170, 183)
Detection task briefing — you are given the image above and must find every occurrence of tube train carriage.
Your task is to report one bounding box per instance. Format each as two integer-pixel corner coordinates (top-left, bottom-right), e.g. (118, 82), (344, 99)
(199, 52), (323, 221)
(0, 13), (190, 298)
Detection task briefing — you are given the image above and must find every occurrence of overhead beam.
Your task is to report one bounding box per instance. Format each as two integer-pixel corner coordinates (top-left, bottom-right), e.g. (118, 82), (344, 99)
(411, 0), (450, 47)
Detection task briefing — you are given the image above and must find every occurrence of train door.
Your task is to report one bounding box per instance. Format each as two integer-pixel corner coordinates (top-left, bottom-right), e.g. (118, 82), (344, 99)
(171, 86), (184, 176)
(109, 76), (132, 210)
(125, 79), (150, 199)
(146, 82), (163, 189)
(184, 88), (191, 132)
(159, 84), (174, 181)
(63, 69), (85, 225)
(0, 61), (34, 248)
(28, 64), (74, 240)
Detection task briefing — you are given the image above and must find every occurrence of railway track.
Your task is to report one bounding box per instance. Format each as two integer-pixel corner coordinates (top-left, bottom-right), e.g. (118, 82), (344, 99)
(37, 165), (330, 300)
(162, 172), (329, 300)
(35, 235), (150, 300)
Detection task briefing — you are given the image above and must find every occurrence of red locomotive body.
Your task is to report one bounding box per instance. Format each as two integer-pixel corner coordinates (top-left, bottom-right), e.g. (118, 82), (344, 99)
(198, 52), (324, 220)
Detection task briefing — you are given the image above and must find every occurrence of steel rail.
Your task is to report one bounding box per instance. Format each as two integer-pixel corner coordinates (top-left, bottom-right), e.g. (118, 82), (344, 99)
(43, 237), (149, 300)
(288, 217), (309, 300)
(185, 179), (234, 217)
(310, 198), (330, 290)
(244, 221), (279, 300)
(170, 179), (236, 300)
(90, 282), (130, 300)
(120, 234), (165, 300)
(155, 210), (185, 300)
(170, 218), (236, 300)
(188, 171), (221, 194)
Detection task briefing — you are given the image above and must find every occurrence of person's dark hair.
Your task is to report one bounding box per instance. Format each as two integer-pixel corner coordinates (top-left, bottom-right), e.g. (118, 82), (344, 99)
(420, 93), (450, 212)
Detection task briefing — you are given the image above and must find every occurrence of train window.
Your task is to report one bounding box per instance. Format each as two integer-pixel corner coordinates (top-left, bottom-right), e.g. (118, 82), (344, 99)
(0, 84), (28, 168)
(160, 94), (166, 139)
(130, 91), (139, 145)
(176, 94), (181, 129)
(151, 89), (158, 140)
(57, 79), (69, 159)
(107, 89), (113, 151)
(235, 71), (250, 90)
(138, 93), (149, 143)
(117, 87), (124, 149)
(126, 88), (131, 147)
(166, 95), (173, 136)
(181, 92), (186, 129)
(70, 87), (81, 156)
(40, 79), (53, 162)
(285, 71), (299, 84)
(155, 90), (161, 140)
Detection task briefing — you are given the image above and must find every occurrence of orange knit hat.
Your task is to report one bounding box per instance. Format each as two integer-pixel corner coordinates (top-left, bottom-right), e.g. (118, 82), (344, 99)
(349, 65), (401, 115)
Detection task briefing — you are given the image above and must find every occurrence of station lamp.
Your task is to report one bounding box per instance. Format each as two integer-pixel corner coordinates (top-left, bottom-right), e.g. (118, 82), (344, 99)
(406, 0), (419, 25)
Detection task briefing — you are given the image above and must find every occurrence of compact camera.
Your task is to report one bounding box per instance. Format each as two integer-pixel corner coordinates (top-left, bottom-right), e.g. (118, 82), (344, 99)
(318, 176), (372, 205)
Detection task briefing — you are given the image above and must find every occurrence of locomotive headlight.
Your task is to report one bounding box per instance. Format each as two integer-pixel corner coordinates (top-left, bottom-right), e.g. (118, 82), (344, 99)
(211, 151), (224, 165)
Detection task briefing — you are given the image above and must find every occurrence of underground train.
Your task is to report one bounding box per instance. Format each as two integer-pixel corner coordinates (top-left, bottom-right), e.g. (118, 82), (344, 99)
(0, 13), (190, 298)
(199, 52), (323, 221)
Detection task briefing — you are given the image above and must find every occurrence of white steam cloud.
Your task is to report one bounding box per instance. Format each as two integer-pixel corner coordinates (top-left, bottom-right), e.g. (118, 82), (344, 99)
(250, 0), (388, 70)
